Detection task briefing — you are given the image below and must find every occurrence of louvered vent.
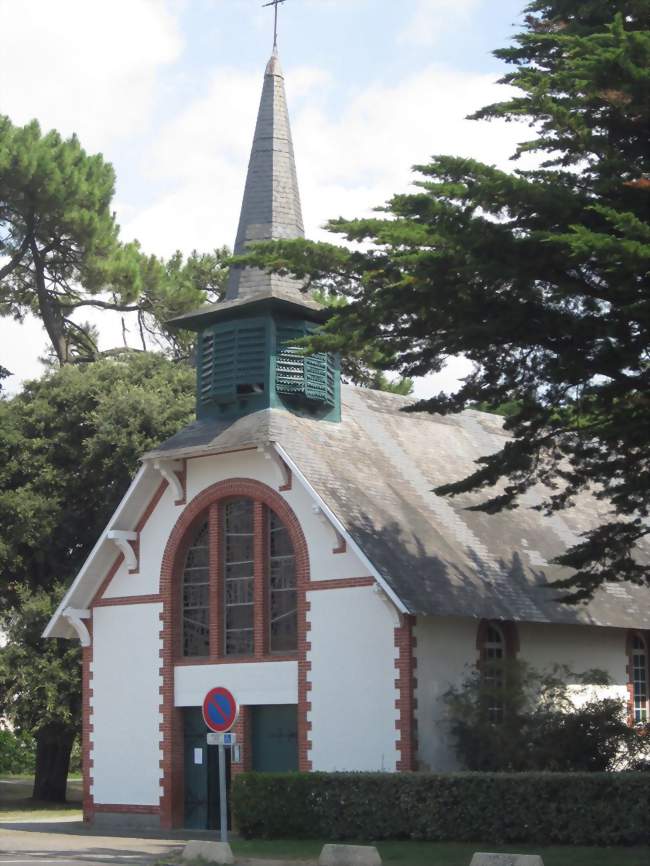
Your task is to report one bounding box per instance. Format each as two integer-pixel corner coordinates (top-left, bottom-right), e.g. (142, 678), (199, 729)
(199, 323), (267, 404)
(276, 328), (335, 407)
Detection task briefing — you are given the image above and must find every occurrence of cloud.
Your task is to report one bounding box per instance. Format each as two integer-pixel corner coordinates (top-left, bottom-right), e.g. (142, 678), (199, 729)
(0, 15), (525, 398)
(0, 0), (182, 150)
(123, 60), (521, 257)
(399, 0), (480, 47)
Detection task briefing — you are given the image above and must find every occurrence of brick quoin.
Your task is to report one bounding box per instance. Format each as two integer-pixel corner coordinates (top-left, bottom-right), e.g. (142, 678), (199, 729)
(394, 614), (416, 772)
(158, 477), (311, 829)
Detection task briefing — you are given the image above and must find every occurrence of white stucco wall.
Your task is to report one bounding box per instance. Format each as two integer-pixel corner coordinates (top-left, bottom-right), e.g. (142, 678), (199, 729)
(308, 585), (400, 771)
(415, 616), (630, 772)
(175, 661), (298, 706)
(91, 603), (163, 805)
(102, 449), (368, 600)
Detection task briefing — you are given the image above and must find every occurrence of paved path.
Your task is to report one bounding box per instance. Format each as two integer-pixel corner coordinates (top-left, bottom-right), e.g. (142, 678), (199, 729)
(0, 822), (184, 866)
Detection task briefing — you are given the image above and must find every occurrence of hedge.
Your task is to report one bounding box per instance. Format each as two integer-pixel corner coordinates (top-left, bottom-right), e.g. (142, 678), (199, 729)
(231, 771), (650, 846)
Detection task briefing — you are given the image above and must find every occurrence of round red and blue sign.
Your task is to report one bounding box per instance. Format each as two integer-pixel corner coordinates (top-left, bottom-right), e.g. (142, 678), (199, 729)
(202, 687), (238, 733)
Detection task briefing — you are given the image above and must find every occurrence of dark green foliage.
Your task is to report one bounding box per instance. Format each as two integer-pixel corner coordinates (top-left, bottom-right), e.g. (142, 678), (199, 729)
(0, 352), (194, 798)
(443, 662), (649, 771)
(0, 729), (36, 774)
(0, 115), (228, 363)
(232, 771), (650, 846)
(0, 352), (194, 606)
(237, 2), (650, 601)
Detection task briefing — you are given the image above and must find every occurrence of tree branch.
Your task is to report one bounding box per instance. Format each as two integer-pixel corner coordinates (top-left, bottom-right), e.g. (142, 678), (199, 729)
(0, 234), (31, 281)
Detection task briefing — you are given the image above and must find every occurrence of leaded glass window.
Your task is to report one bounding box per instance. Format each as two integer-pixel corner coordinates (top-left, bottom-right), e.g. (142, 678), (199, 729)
(182, 521), (210, 657)
(268, 510), (297, 653)
(224, 499), (255, 656)
(481, 624), (505, 723)
(632, 634), (648, 724)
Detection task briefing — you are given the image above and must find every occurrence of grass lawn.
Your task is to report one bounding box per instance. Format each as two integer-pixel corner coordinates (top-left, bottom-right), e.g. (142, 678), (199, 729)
(0, 774), (82, 821)
(230, 839), (650, 866)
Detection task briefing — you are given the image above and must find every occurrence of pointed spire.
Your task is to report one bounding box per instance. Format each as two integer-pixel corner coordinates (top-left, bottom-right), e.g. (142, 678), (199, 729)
(225, 48), (306, 302)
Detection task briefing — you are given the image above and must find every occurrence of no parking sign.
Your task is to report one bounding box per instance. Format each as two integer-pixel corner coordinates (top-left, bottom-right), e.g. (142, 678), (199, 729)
(203, 686), (239, 733)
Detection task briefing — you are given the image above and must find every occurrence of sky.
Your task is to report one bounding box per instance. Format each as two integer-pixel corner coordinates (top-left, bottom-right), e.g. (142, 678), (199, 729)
(0, 0), (530, 397)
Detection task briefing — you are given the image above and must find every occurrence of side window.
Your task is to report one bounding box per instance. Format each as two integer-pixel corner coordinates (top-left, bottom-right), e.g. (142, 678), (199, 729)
(268, 510), (297, 653)
(479, 623), (506, 723)
(181, 521), (210, 657)
(631, 633), (649, 724)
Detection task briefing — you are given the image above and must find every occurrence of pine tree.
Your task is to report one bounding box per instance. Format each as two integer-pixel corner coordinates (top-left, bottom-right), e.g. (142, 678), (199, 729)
(238, 1), (650, 601)
(0, 117), (227, 364)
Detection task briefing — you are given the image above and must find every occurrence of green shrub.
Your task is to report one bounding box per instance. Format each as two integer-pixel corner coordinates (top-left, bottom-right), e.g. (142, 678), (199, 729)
(0, 729), (36, 774)
(443, 662), (650, 771)
(232, 771), (650, 846)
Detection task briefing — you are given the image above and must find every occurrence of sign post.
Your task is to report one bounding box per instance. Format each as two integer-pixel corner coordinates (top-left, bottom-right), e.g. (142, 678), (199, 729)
(203, 687), (238, 843)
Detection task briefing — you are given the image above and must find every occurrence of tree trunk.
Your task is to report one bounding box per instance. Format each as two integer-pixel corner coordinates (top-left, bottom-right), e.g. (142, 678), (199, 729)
(32, 726), (75, 803)
(29, 236), (71, 365)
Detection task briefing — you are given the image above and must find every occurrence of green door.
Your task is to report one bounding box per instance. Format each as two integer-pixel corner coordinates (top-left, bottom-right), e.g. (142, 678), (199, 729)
(251, 705), (298, 772)
(183, 707), (231, 830)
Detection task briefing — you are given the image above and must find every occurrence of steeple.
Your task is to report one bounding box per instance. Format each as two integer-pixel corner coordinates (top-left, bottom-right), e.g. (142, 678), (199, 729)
(225, 48), (307, 303)
(167, 44), (340, 425)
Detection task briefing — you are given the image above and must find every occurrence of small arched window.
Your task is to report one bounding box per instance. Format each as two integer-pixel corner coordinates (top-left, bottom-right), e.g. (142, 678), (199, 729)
(479, 622), (507, 723)
(630, 633), (648, 724)
(181, 521), (210, 658)
(180, 498), (298, 659)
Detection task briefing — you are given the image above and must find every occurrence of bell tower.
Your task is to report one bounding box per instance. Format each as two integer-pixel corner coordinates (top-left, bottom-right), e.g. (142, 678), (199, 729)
(169, 46), (340, 424)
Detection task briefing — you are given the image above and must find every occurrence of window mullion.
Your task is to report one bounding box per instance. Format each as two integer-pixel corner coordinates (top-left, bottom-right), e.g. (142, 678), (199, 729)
(208, 503), (220, 658)
(253, 501), (266, 659)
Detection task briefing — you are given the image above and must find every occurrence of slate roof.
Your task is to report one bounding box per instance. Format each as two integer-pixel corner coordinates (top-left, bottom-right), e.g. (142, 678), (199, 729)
(146, 385), (650, 630)
(226, 49), (307, 304)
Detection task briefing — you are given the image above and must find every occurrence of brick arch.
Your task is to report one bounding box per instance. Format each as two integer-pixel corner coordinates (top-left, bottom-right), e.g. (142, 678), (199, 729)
(158, 477), (311, 829)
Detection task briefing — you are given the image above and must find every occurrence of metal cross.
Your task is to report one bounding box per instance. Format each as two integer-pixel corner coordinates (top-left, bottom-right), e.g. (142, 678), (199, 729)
(262, 0), (287, 49)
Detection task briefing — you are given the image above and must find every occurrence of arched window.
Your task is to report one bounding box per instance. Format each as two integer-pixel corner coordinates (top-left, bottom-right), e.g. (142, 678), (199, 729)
(630, 633), (648, 724)
(181, 521), (210, 658)
(180, 497), (298, 659)
(480, 623), (506, 723)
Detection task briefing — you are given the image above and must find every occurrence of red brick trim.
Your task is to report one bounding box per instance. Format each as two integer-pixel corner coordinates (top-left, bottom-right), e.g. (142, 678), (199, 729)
(92, 594), (162, 608)
(137, 480), (169, 533)
(306, 577), (374, 592)
(626, 630), (650, 726)
(82, 619), (94, 823)
(159, 478), (311, 828)
(92, 804), (160, 814)
(394, 614), (416, 771)
(90, 556), (124, 609)
(230, 705), (252, 778)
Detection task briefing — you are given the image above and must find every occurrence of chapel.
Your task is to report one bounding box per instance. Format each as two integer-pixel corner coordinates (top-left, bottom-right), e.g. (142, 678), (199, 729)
(46, 37), (650, 832)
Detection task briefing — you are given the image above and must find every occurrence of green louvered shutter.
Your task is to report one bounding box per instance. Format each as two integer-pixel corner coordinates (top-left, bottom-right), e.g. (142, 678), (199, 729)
(276, 328), (335, 407)
(276, 328), (307, 396)
(198, 333), (216, 403)
(199, 321), (267, 404)
(212, 328), (237, 396)
(235, 324), (266, 391)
